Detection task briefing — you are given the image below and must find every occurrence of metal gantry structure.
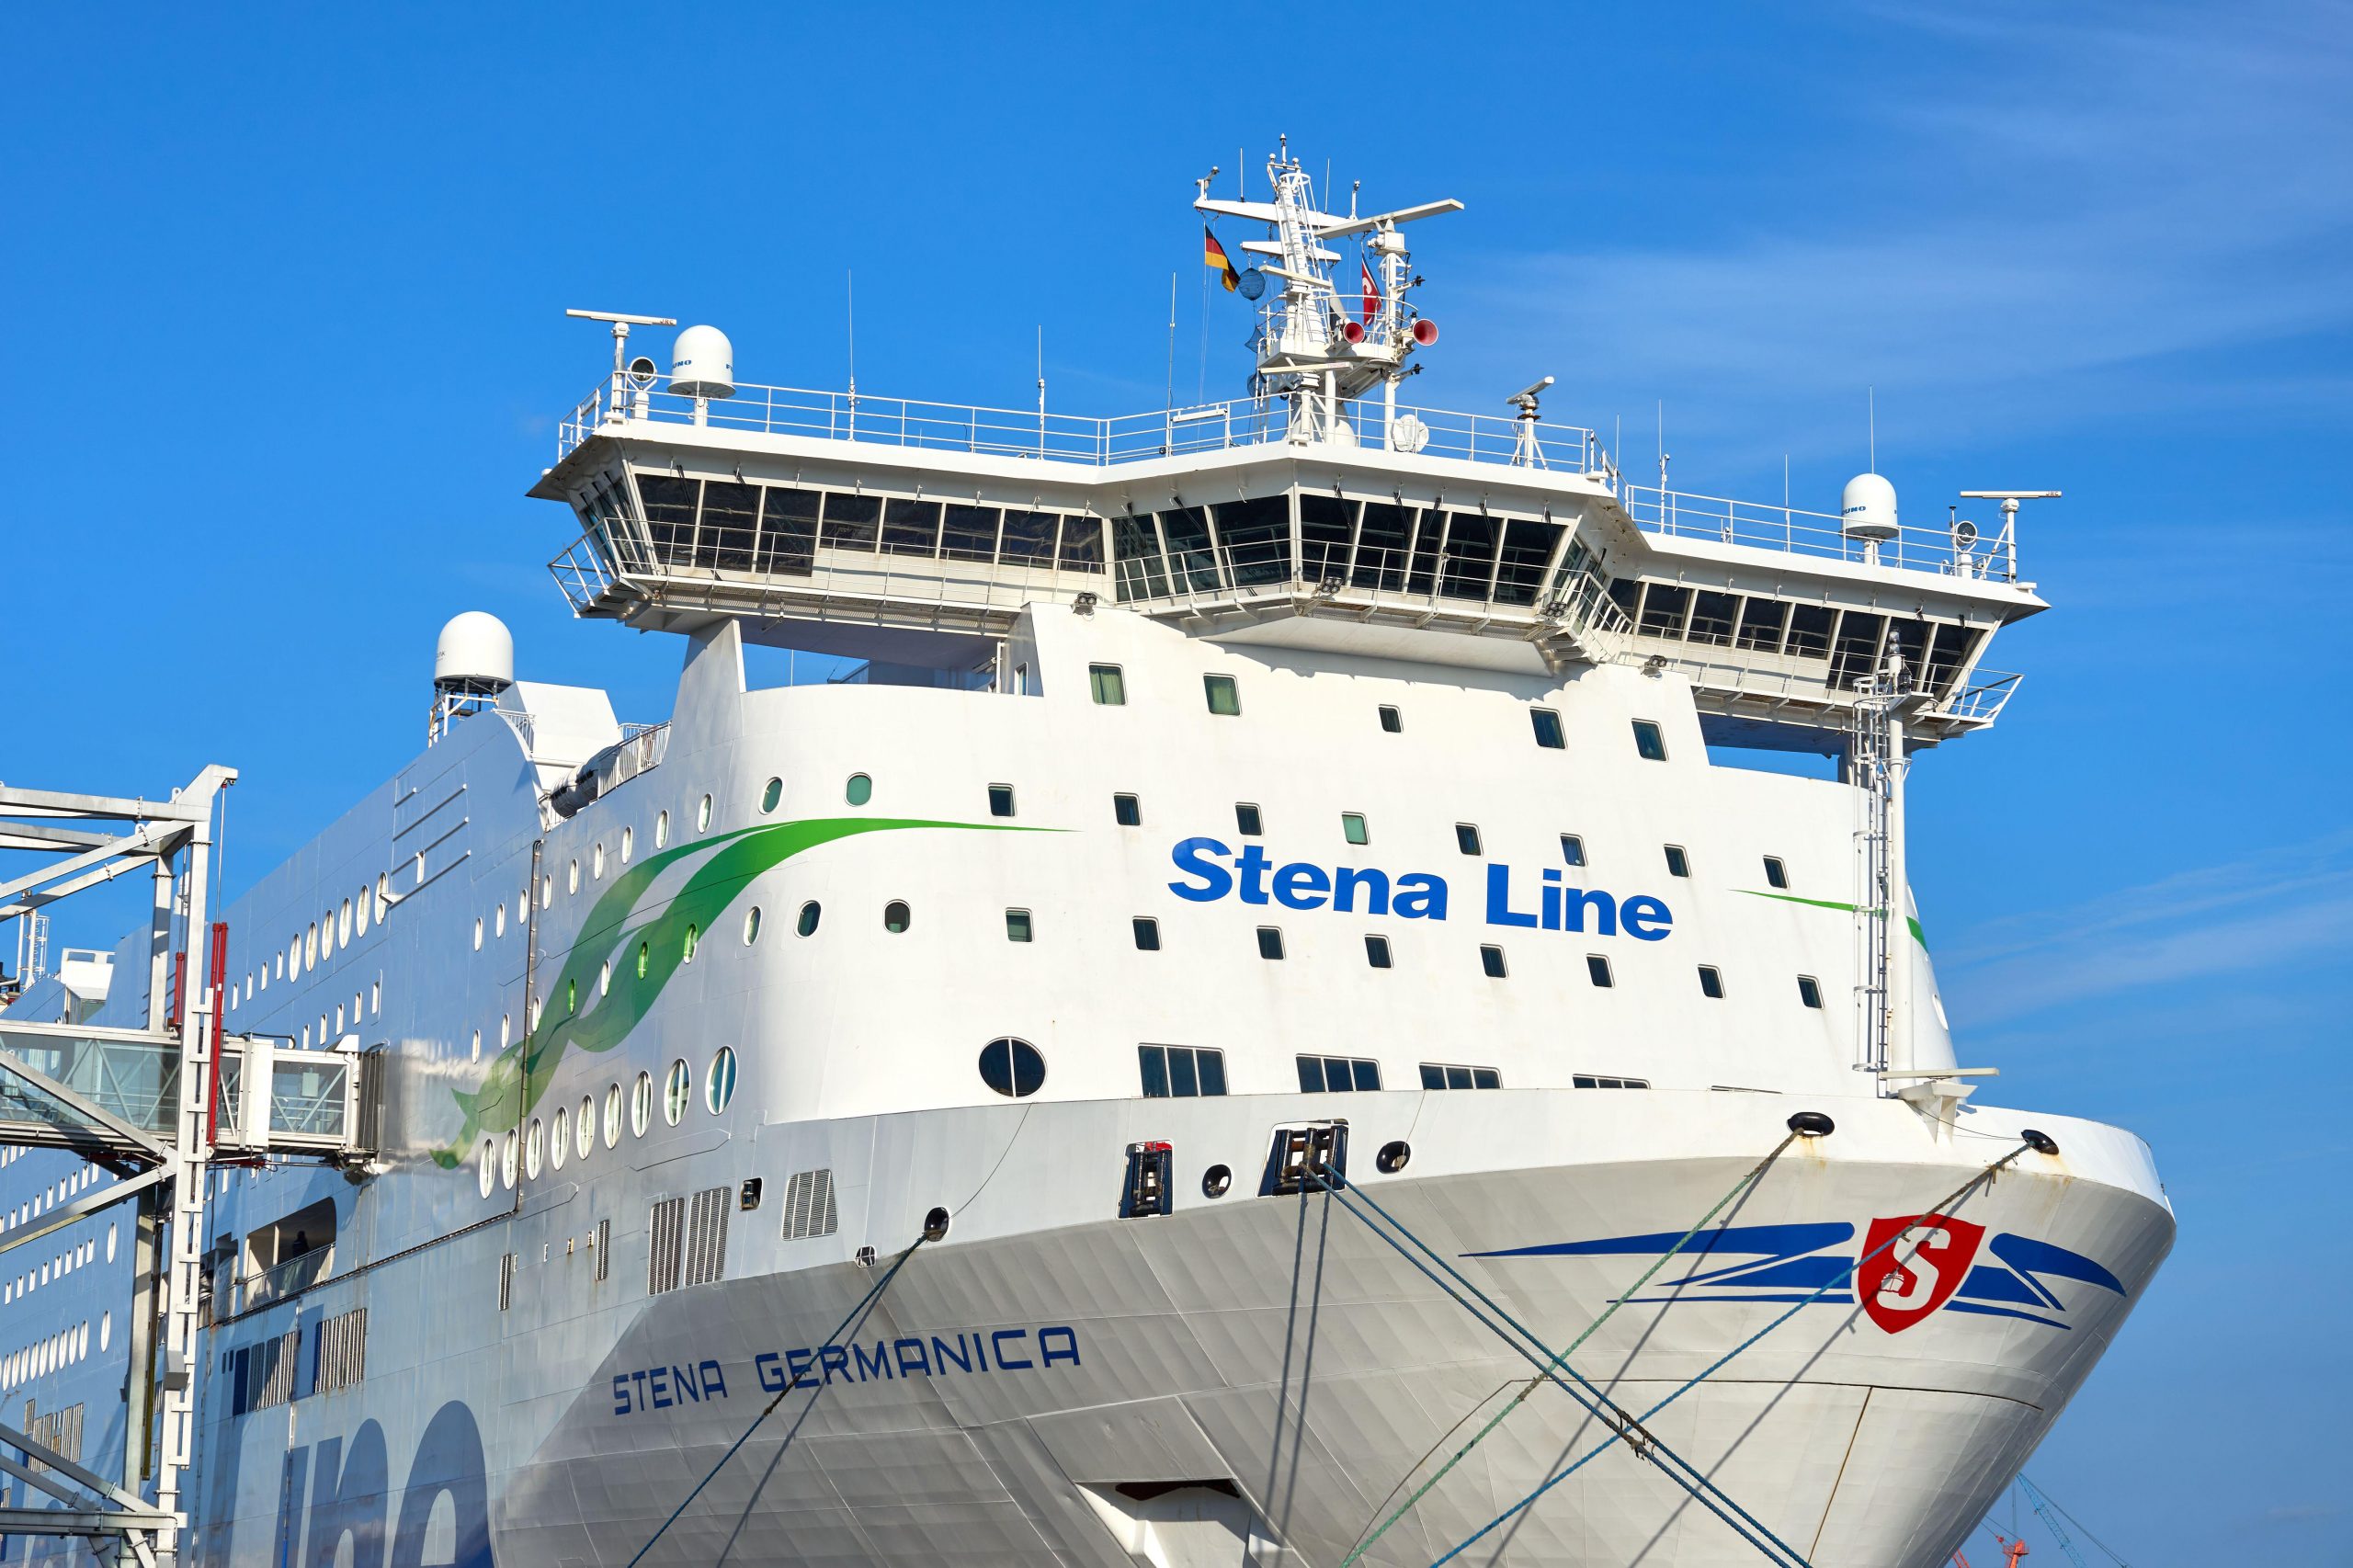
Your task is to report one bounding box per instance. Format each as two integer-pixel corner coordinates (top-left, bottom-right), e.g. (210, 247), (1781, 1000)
(0, 768), (370, 1564)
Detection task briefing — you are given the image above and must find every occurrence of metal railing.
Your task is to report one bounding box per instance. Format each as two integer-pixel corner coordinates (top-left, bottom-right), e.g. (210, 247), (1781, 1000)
(1621, 485), (2018, 580)
(1941, 667), (2023, 723)
(237, 1244), (333, 1312)
(558, 372), (1606, 475)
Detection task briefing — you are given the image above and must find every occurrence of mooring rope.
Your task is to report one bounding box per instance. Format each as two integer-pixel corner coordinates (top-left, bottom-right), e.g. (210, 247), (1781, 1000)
(1426, 1137), (2040, 1568)
(625, 1234), (927, 1567)
(1332, 1131), (1805, 1568)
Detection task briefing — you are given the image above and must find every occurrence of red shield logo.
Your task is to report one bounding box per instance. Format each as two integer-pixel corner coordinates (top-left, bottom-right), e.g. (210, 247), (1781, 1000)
(1859, 1214), (1985, 1334)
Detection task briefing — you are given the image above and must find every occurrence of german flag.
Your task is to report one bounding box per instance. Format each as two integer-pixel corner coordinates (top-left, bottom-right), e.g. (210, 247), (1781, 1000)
(1203, 226), (1240, 292)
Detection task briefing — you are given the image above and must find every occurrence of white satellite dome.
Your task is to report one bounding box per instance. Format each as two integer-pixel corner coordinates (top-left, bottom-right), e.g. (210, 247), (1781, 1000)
(1840, 472), (1899, 541)
(433, 611), (514, 692)
(670, 324), (735, 399)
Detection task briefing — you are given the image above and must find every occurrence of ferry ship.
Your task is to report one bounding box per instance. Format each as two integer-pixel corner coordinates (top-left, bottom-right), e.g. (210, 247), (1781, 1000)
(0, 148), (2173, 1568)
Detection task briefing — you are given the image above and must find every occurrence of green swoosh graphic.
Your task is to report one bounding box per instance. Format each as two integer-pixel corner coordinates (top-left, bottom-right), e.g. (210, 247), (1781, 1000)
(1735, 888), (1927, 948)
(432, 815), (1039, 1166)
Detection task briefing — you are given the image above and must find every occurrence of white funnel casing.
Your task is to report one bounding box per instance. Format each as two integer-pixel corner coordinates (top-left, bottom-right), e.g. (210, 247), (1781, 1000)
(433, 611), (514, 692)
(670, 324), (736, 399)
(1841, 472), (1900, 541)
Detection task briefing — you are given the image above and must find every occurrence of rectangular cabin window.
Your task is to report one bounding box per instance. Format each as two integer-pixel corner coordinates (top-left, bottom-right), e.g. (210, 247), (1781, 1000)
(1364, 934), (1392, 969)
(1141, 1045), (1227, 1098)
(939, 504), (1002, 562)
(881, 497), (942, 557)
(1235, 802), (1264, 836)
(1089, 664), (1126, 705)
(1420, 1062), (1503, 1090)
(1764, 857), (1789, 890)
(1342, 812), (1370, 846)
(1587, 954), (1613, 987)
(1005, 909), (1033, 942)
(1456, 823), (1483, 856)
(1298, 1055), (1381, 1092)
(1735, 597), (1790, 653)
(1632, 720), (1668, 761)
(988, 784), (1017, 819)
(1113, 793), (1142, 827)
(1203, 674), (1242, 716)
(1132, 917), (1161, 951)
(1480, 944), (1507, 978)
(1256, 926), (1285, 960)
(1531, 709), (1566, 749)
(1561, 834), (1587, 867)
(1665, 844), (1690, 878)
(1699, 965), (1725, 999)
(1688, 590), (1739, 646)
(1573, 1074), (1650, 1089)
(1378, 704), (1403, 733)
(820, 492), (880, 551)
(1798, 975), (1824, 1009)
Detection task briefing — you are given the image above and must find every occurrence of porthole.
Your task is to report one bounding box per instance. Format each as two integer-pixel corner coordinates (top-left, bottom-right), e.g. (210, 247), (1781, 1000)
(664, 1059), (690, 1126)
(603, 1084), (622, 1148)
(883, 901), (912, 933)
(568, 858), (580, 894)
(470, 1028), (482, 1062)
(540, 874), (553, 909)
(682, 924), (699, 964)
(99, 1312), (110, 1353)
(637, 941), (650, 980)
(621, 826), (634, 864)
(697, 794), (713, 833)
(355, 890), (369, 935)
(321, 914), (335, 959)
(598, 960), (611, 996)
(760, 777), (783, 813)
(525, 1118), (544, 1179)
(707, 1046), (736, 1114)
(106, 1223), (116, 1263)
(654, 809), (670, 849)
(593, 843), (607, 879)
(576, 1096), (596, 1159)
(977, 1037), (1045, 1098)
(565, 977), (577, 1016)
(1202, 1165), (1233, 1199)
(494, 903), (507, 939)
(797, 901), (822, 937)
(846, 773), (873, 806)
(499, 1131), (518, 1190)
(551, 1108), (569, 1170)
(743, 907), (762, 945)
(631, 1071), (653, 1136)
(499, 1015), (511, 1049)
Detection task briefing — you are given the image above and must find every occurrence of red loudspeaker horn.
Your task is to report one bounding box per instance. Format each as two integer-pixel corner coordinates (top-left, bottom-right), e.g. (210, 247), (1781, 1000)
(1412, 318), (1439, 346)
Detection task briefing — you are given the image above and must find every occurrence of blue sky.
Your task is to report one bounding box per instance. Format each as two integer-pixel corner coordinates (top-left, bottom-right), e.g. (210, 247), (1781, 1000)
(6, 2), (2348, 1560)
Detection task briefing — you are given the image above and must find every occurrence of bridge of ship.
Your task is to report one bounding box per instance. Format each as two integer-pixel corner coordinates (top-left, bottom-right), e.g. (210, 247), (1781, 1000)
(534, 373), (2042, 744)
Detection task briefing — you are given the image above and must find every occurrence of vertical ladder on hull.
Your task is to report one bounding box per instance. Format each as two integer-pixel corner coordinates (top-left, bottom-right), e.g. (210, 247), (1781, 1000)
(1848, 678), (1899, 1079)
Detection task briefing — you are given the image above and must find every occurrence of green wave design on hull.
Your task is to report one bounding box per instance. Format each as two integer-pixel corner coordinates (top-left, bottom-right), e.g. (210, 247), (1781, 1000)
(433, 815), (1038, 1166)
(1736, 887), (1927, 947)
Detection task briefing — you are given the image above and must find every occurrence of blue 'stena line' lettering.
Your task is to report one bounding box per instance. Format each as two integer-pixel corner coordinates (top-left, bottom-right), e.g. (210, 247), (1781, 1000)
(1171, 840), (1666, 939)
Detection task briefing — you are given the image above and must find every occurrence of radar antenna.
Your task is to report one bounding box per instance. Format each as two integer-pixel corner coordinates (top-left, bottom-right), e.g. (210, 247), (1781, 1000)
(1193, 146), (1460, 449)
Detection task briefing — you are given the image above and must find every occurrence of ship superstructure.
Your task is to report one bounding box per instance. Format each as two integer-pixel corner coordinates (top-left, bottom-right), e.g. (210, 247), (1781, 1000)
(0, 148), (2169, 1568)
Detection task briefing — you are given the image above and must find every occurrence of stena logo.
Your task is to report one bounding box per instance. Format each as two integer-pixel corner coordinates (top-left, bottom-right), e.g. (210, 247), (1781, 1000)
(1165, 837), (1673, 939)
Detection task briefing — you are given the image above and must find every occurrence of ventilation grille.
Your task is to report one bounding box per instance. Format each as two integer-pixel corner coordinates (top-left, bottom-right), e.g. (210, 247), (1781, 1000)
(781, 1168), (838, 1240)
(24, 1403), (84, 1471)
(648, 1198), (685, 1295)
(234, 1329), (301, 1415)
(684, 1187), (730, 1288)
(312, 1307), (367, 1395)
(498, 1252), (516, 1312)
(594, 1216), (610, 1282)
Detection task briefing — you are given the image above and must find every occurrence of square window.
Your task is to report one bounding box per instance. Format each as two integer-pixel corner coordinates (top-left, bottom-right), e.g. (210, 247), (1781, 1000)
(1632, 720), (1667, 761)
(1235, 802), (1264, 836)
(1419, 1062), (1445, 1089)
(1586, 954), (1613, 987)
(1480, 944), (1507, 978)
(1296, 1056), (1325, 1092)
(1699, 965), (1725, 999)
(1139, 1045), (1170, 1097)
(1574, 1074), (1598, 1088)
(1257, 926), (1285, 960)
(1203, 674), (1242, 716)
(1665, 844), (1690, 878)
(1342, 812), (1370, 846)
(987, 783), (1016, 818)
(1005, 909), (1032, 943)
(1379, 704), (1403, 733)
(1351, 1058), (1381, 1091)
(1132, 917), (1161, 951)
(1560, 833), (1586, 867)
(1456, 823), (1483, 856)
(1113, 793), (1142, 826)
(1472, 1067), (1502, 1089)
(1531, 709), (1566, 749)
(1764, 856), (1789, 890)
(1089, 664), (1126, 705)
(1197, 1050), (1227, 1096)
(1364, 934), (1392, 969)
(1798, 974), (1824, 1009)
(1168, 1047), (1199, 1097)
(1444, 1065), (1473, 1090)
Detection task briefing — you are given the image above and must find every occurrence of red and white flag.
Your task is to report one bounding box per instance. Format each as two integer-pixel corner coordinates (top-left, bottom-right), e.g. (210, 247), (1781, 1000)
(1359, 258), (1381, 327)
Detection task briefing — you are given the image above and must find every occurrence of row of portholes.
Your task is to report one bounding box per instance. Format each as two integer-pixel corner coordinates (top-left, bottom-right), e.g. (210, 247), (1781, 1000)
(4, 1231), (108, 1305)
(477, 1048), (739, 1197)
(3, 1165), (108, 1231)
(0, 1314), (105, 1391)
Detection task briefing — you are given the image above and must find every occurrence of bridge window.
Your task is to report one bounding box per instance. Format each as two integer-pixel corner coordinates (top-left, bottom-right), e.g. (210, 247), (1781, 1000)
(1831, 611), (1889, 689)
(1256, 926), (1285, 960)
(1234, 802), (1263, 836)
(1665, 844), (1690, 878)
(756, 485), (819, 575)
(1699, 965), (1725, 999)
(978, 1037), (1046, 1098)
(1132, 917), (1161, 951)
(1297, 1054), (1381, 1093)
(1203, 674), (1242, 715)
(1736, 597), (1790, 652)
(1587, 954), (1613, 987)
(1419, 1062), (1502, 1090)
(1089, 664), (1126, 705)
(820, 493), (880, 551)
(1632, 720), (1667, 761)
(1495, 519), (1561, 606)
(1216, 494), (1293, 586)
(1798, 975), (1824, 1009)
(1764, 856), (1789, 889)
(988, 783), (1016, 818)
(1365, 934), (1392, 969)
(1113, 793), (1142, 827)
(1639, 583), (1691, 637)
(699, 481), (759, 572)
(1006, 908), (1032, 942)
(1688, 590), (1739, 645)
(1300, 493), (1354, 583)
(998, 508), (1056, 563)
(1057, 515), (1105, 572)
(1438, 511), (1500, 600)
(1480, 944), (1507, 978)
(940, 503), (1000, 562)
(1785, 604), (1835, 660)
(1140, 1044), (1227, 1098)
(1378, 704), (1403, 733)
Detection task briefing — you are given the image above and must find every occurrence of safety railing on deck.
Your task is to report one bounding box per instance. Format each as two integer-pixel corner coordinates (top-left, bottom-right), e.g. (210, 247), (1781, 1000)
(1621, 485), (2018, 581)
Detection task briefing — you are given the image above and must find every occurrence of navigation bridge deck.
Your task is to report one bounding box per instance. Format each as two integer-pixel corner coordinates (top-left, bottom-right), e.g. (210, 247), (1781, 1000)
(536, 371), (2042, 744)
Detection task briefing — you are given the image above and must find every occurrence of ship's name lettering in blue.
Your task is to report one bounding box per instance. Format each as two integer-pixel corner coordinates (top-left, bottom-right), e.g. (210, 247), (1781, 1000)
(1166, 838), (1672, 939)
(612, 1326), (1081, 1416)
